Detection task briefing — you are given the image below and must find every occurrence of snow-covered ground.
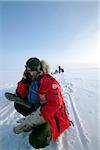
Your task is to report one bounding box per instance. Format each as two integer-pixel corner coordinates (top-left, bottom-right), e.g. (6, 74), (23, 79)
(0, 64), (99, 150)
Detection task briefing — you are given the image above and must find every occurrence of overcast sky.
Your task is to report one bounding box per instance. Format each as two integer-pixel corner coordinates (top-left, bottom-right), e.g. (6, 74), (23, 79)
(0, 1), (99, 87)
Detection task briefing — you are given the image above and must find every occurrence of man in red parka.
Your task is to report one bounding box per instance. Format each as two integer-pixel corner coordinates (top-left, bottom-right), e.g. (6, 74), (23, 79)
(13, 57), (71, 149)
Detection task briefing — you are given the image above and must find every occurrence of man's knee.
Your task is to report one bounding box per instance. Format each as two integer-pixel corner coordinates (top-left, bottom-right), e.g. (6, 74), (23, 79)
(29, 122), (52, 149)
(14, 103), (32, 116)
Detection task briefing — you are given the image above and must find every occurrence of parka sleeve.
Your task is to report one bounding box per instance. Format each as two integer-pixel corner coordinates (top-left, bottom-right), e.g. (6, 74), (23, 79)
(40, 79), (63, 120)
(16, 80), (29, 99)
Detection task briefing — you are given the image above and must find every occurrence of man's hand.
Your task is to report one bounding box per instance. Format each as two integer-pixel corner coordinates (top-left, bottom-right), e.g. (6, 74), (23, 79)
(13, 107), (46, 134)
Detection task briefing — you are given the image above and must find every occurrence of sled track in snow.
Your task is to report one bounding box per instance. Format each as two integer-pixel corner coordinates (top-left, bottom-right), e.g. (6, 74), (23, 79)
(0, 102), (19, 126)
(60, 74), (93, 150)
(0, 102), (11, 114)
(0, 102), (14, 119)
(67, 92), (92, 150)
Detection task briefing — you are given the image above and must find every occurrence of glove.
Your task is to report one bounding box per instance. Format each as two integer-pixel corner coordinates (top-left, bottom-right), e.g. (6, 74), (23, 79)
(13, 123), (32, 134)
(23, 70), (33, 81)
(13, 107), (46, 134)
(20, 70), (32, 83)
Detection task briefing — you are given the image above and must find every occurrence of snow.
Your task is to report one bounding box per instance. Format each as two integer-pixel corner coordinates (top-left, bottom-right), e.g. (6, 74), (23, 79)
(0, 64), (99, 150)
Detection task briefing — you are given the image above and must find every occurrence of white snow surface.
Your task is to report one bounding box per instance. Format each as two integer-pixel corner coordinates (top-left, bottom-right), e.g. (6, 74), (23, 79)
(0, 65), (99, 150)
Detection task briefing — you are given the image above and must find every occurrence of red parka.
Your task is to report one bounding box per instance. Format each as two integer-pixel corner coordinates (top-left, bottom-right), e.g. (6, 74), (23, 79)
(16, 80), (29, 99)
(16, 74), (71, 141)
(38, 74), (70, 141)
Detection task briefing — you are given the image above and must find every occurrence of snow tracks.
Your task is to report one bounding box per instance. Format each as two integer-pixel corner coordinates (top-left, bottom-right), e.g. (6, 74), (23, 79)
(58, 73), (94, 150)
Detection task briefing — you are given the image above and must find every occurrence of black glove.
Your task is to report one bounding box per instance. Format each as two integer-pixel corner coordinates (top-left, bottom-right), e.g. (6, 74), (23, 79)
(5, 92), (16, 100)
(21, 70), (32, 83)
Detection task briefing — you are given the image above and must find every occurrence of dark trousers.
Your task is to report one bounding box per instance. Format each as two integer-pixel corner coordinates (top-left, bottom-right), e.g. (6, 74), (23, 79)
(14, 102), (34, 116)
(29, 121), (52, 149)
(14, 103), (52, 148)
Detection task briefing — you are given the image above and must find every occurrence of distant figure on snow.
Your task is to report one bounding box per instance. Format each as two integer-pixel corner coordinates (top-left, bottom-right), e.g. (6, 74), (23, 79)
(58, 65), (64, 73)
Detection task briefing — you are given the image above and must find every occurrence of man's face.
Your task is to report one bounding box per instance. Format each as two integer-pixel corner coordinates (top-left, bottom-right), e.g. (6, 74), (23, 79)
(25, 67), (37, 80)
